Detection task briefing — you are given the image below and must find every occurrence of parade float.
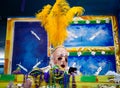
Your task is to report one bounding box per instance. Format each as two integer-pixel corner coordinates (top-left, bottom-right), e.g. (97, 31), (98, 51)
(0, 0), (120, 88)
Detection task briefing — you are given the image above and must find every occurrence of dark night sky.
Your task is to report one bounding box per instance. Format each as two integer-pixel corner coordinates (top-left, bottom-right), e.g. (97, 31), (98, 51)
(0, 0), (119, 16)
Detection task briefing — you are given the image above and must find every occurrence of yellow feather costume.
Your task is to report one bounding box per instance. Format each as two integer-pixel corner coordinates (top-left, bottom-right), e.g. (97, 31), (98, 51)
(36, 0), (84, 47)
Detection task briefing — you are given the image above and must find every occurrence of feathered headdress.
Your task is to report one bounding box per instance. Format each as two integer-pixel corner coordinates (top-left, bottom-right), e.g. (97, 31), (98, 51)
(36, 0), (84, 47)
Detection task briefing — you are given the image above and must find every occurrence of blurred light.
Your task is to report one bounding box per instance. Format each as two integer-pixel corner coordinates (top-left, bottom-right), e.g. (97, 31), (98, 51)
(74, 21), (78, 24)
(77, 52), (82, 56)
(0, 60), (4, 63)
(91, 51), (96, 55)
(101, 51), (105, 55)
(0, 50), (4, 58)
(105, 18), (110, 23)
(67, 52), (69, 56)
(96, 20), (101, 23)
(86, 20), (90, 24)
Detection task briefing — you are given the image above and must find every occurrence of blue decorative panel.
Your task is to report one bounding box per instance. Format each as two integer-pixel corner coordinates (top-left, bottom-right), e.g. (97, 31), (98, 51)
(64, 23), (114, 47)
(12, 22), (49, 74)
(68, 55), (116, 75)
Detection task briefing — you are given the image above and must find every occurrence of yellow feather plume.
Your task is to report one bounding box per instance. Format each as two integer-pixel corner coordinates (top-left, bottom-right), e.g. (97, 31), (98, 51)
(36, 4), (52, 27)
(36, 0), (84, 47)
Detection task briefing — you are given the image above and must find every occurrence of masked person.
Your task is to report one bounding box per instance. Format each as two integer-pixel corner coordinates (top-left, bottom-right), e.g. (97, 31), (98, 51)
(50, 45), (68, 71)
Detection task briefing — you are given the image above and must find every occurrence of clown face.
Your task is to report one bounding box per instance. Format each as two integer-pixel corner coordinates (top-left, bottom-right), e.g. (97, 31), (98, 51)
(52, 47), (68, 70)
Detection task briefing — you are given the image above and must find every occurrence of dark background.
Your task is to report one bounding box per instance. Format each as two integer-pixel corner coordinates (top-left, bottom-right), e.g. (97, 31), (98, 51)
(0, 0), (120, 16)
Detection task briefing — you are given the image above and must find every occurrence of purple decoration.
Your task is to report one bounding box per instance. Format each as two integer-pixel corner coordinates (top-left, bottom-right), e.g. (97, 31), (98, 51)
(64, 73), (70, 88)
(44, 72), (50, 83)
(12, 70), (21, 74)
(60, 71), (64, 75)
(53, 68), (59, 74)
(21, 0), (26, 12)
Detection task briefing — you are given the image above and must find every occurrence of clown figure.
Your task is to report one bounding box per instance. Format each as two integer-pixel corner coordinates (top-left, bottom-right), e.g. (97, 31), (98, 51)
(50, 46), (69, 71)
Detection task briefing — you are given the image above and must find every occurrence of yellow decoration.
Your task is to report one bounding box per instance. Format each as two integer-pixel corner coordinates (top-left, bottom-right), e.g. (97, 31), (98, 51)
(16, 75), (24, 82)
(96, 75), (114, 82)
(36, 0), (84, 47)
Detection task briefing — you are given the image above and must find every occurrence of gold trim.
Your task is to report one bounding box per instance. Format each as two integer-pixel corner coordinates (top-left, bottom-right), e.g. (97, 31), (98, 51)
(4, 18), (47, 74)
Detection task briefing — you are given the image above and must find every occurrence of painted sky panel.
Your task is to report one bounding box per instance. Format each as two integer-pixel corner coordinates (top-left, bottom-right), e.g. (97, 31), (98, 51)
(68, 55), (116, 75)
(12, 22), (49, 74)
(64, 23), (114, 47)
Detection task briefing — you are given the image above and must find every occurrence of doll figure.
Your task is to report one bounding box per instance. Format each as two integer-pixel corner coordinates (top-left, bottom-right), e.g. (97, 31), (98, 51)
(50, 46), (68, 70)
